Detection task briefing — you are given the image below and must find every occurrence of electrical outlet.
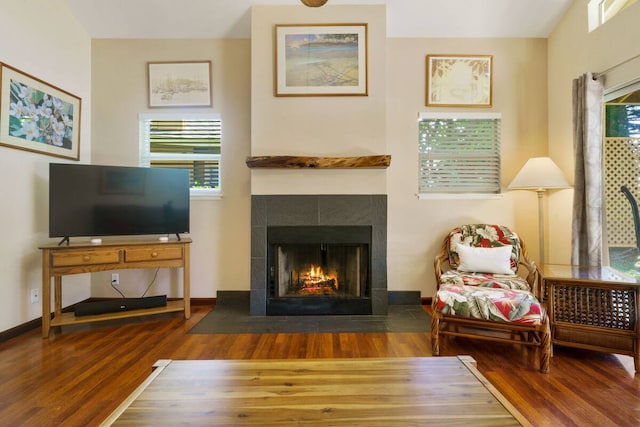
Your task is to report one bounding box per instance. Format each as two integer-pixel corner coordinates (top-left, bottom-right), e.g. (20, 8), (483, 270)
(30, 288), (39, 304)
(111, 273), (120, 285)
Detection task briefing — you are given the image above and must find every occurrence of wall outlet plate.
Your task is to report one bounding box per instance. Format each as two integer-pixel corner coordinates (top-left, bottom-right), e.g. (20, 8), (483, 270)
(111, 273), (119, 285)
(30, 289), (39, 304)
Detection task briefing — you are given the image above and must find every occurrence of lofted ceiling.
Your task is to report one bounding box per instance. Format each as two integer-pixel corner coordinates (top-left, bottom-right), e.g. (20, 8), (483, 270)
(62, 0), (575, 39)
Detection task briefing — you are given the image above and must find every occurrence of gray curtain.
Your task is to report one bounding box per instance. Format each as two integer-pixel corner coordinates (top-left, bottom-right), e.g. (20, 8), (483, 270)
(571, 73), (604, 267)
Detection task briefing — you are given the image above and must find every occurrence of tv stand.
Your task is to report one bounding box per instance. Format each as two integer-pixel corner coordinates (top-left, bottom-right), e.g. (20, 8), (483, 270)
(39, 238), (191, 338)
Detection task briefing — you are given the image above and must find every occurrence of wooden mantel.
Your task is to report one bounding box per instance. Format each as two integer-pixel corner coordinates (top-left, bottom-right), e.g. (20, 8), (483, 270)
(245, 155), (391, 169)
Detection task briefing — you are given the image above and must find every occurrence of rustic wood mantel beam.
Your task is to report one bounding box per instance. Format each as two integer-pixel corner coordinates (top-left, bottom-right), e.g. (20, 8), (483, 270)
(245, 155), (391, 169)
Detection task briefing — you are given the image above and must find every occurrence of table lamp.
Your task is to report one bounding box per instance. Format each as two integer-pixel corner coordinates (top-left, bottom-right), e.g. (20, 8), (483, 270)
(508, 157), (570, 264)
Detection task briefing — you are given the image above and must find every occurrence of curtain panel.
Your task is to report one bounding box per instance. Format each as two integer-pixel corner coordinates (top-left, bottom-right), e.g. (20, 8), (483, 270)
(571, 73), (604, 267)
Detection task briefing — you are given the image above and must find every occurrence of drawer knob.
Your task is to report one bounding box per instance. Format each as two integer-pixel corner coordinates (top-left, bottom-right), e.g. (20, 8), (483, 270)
(151, 252), (158, 257)
(83, 255), (90, 261)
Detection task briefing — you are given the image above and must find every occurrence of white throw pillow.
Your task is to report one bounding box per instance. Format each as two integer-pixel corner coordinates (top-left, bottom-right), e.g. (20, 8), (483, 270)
(455, 243), (514, 275)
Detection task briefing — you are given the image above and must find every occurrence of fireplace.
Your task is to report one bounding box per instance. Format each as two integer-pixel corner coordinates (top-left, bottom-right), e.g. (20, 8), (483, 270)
(267, 226), (371, 315)
(250, 195), (387, 316)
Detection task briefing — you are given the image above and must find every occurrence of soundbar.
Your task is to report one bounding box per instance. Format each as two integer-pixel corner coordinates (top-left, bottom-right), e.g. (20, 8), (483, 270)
(74, 295), (167, 317)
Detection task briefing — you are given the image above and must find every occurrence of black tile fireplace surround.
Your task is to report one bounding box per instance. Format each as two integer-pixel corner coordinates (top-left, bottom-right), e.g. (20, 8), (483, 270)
(251, 195), (387, 316)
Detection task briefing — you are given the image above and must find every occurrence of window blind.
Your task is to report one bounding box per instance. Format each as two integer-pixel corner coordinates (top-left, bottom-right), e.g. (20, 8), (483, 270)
(141, 116), (221, 191)
(418, 113), (501, 194)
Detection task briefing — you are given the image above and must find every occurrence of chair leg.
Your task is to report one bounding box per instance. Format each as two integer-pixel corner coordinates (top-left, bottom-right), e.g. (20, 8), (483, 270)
(539, 316), (551, 373)
(431, 313), (441, 356)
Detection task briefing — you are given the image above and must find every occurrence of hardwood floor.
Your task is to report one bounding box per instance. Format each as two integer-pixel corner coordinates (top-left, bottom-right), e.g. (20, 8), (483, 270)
(0, 304), (638, 426)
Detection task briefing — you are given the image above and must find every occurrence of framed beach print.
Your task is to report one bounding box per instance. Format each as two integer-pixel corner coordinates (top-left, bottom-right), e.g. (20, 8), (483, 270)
(426, 55), (493, 107)
(0, 63), (81, 160)
(148, 61), (212, 107)
(275, 23), (368, 96)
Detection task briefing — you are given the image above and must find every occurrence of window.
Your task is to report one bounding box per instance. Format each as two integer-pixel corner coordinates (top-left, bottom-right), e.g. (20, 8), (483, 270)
(418, 112), (501, 195)
(140, 114), (221, 198)
(603, 85), (640, 277)
(589, 0), (638, 31)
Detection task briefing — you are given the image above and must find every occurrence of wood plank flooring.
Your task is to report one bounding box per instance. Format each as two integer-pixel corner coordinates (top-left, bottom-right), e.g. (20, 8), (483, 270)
(0, 304), (638, 426)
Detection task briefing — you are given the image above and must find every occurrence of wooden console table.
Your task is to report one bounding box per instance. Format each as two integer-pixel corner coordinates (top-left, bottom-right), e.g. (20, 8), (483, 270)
(540, 264), (639, 372)
(40, 238), (191, 338)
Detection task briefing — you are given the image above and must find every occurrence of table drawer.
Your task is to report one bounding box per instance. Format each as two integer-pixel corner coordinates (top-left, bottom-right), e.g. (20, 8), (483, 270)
(51, 249), (121, 267)
(124, 246), (183, 262)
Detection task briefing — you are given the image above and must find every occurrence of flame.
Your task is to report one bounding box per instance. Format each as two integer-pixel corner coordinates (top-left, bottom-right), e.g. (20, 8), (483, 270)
(301, 264), (339, 289)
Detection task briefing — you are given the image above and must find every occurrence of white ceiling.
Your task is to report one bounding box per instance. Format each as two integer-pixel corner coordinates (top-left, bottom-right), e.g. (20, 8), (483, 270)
(62, 0), (575, 39)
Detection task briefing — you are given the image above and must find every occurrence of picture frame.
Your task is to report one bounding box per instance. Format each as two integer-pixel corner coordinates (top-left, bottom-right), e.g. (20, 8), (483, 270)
(275, 23), (368, 97)
(426, 55), (493, 107)
(147, 61), (212, 108)
(0, 63), (81, 160)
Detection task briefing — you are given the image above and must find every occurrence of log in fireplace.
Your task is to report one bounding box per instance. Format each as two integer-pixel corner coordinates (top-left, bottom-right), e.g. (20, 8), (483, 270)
(267, 226), (371, 315)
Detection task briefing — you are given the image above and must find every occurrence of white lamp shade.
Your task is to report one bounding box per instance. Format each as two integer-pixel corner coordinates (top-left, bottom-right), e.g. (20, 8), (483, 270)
(508, 157), (570, 190)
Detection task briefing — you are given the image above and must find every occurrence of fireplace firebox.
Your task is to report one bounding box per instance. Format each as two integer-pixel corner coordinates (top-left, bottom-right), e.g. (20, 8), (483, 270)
(267, 226), (371, 315)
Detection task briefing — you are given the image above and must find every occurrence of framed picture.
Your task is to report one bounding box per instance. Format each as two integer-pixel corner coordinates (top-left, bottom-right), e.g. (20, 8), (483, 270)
(0, 63), (81, 160)
(275, 23), (368, 96)
(426, 55), (493, 107)
(148, 61), (212, 107)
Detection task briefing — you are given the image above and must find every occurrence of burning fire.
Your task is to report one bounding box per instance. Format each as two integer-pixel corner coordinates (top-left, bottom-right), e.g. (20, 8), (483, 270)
(298, 265), (339, 293)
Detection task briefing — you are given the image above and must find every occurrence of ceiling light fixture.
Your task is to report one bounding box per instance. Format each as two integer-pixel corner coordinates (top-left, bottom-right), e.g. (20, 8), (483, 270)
(300, 0), (328, 7)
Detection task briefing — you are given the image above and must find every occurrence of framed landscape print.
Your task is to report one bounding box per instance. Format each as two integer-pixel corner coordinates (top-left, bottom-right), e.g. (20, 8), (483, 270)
(426, 55), (493, 107)
(275, 23), (368, 96)
(0, 63), (81, 160)
(148, 61), (212, 107)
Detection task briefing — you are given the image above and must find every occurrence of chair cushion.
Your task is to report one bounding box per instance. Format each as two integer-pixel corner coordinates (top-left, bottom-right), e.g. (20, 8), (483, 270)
(440, 270), (531, 291)
(447, 225), (521, 274)
(433, 283), (545, 325)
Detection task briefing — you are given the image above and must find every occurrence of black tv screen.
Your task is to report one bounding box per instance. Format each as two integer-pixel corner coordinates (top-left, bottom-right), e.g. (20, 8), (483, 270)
(49, 163), (190, 240)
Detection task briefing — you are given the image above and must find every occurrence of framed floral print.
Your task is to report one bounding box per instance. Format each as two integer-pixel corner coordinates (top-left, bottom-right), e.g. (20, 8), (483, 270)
(0, 63), (81, 160)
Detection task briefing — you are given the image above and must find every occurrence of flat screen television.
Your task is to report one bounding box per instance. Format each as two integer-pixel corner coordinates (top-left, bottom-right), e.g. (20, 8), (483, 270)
(49, 163), (190, 244)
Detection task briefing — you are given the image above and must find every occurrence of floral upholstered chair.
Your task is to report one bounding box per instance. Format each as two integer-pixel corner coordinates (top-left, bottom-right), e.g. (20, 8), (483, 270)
(431, 224), (550, 373)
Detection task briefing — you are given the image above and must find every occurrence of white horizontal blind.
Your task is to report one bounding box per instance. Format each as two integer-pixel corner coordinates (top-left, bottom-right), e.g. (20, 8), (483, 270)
(418, 113), (501, 194)
(140, 114), (221, 192)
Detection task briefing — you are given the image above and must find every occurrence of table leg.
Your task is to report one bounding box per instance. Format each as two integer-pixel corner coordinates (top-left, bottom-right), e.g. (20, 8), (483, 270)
(54, 276), (62, 318)
(42, 251), (51, 338)
(183, 244), (190, 319)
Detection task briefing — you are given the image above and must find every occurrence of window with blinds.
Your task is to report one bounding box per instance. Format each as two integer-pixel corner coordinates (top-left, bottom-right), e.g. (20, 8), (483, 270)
(140, 114), (221, 196)
(418, 113), (501, 194)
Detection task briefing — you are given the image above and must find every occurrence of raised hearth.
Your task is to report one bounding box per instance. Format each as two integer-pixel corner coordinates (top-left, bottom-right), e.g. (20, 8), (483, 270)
(251, 195), (387, 316)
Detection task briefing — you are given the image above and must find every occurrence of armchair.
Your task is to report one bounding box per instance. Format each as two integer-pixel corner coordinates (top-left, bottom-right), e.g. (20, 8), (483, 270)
(431, 224), (550, 373)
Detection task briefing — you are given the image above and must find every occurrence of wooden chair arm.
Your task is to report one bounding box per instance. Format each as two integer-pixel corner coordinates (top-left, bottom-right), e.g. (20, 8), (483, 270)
(518, 238), (540, 297)
(433, 237), (450, 288)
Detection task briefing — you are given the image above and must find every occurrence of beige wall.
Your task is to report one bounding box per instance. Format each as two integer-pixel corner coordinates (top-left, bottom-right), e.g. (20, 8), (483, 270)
(250, 5), (388, 195)
(7, 2), (613, 333)
(0, 0), (92, 331)
(386, 38), (548, 293)
(548, 1), (640, 264)
(91, 6), (550, 300)
(91, 39), (251, 297)
(248, 5), (548, 297)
